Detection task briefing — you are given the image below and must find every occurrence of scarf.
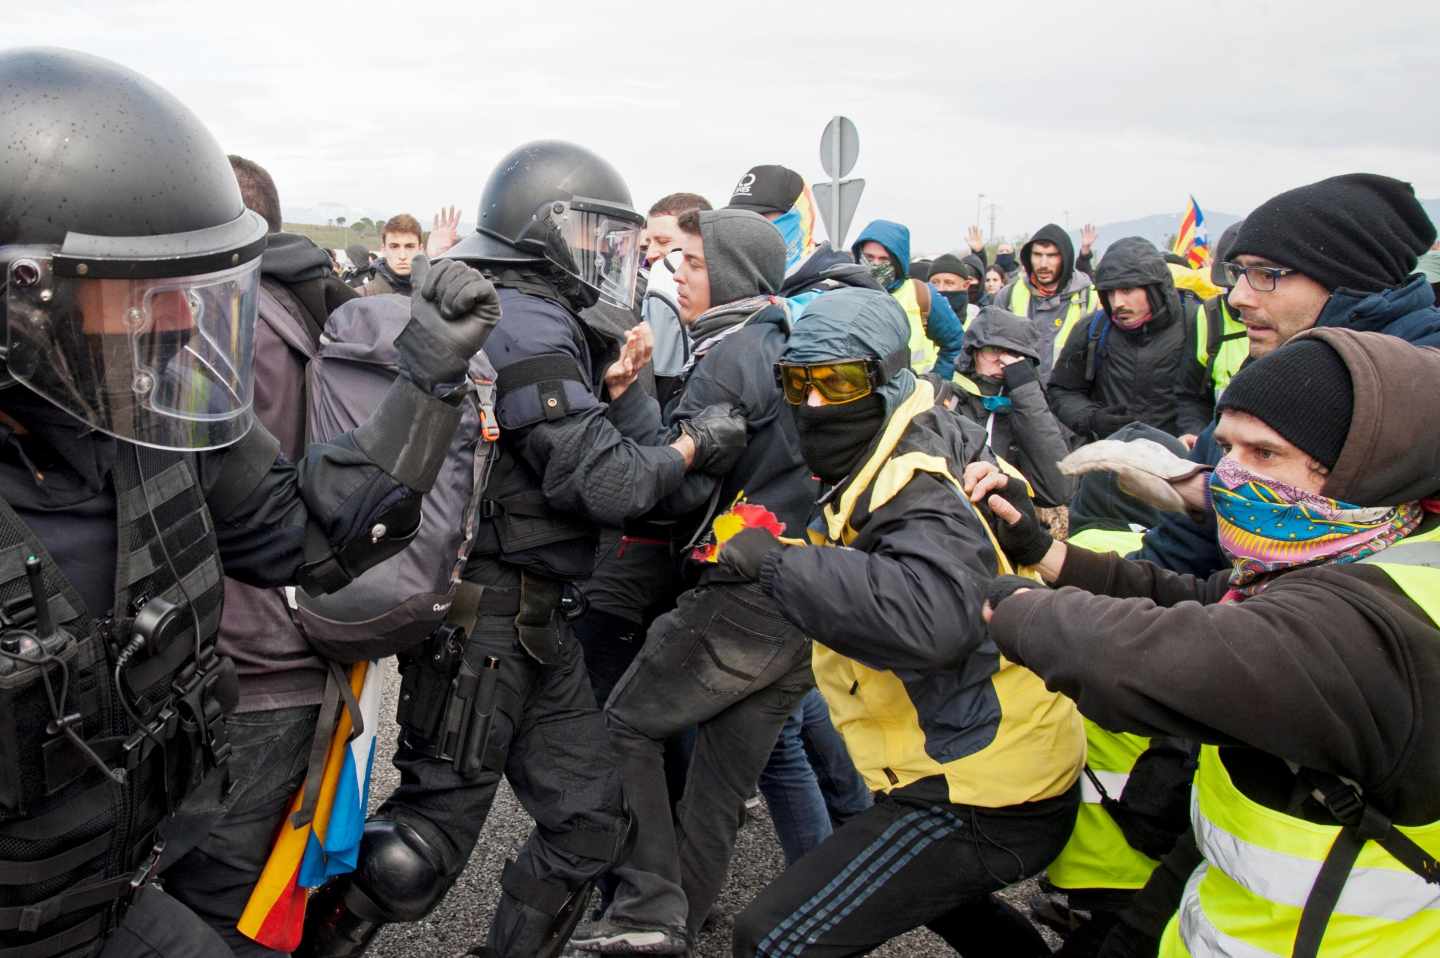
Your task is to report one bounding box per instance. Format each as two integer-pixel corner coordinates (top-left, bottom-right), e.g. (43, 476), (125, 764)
(1211, 456), (1422, 600)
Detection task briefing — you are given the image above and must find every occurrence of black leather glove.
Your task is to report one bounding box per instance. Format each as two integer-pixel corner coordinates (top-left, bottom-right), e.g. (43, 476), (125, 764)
(1090, 407), (1133, 438)
(394, 255), (502, 398)
(985, 574), (1041, 612)
(988, 476), (1053, 566)
(716, 526), (782, 581)
(1001, 358), (1039, 389)
(679, 404), (748, 475)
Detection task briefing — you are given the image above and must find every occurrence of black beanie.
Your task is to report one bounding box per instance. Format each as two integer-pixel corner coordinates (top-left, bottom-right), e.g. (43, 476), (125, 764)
(1217, 338), (1353, 469)
(1228, 173), (1436, 294)
(927, 252), (966, 279)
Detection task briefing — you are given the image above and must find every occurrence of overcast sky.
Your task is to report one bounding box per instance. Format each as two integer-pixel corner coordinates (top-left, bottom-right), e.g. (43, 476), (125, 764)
(8, 0), (1439, 255)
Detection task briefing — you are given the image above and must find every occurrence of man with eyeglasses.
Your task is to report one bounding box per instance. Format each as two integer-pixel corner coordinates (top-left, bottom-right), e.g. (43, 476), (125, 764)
(572, 208), (819, 955)
(1116, 174), (1440, 580)
(718, 287), (1084, 957)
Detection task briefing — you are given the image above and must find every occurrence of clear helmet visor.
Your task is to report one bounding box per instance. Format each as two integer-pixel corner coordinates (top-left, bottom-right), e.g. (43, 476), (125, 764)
(540, 199), (644, 308)
(4, 253), (259, 450)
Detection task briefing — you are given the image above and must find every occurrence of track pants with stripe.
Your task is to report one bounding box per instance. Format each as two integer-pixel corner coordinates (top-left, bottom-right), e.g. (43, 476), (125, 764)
(733, 779), (1077, 957)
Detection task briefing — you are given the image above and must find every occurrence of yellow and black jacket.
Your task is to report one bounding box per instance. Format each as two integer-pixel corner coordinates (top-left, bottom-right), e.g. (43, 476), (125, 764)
(760, 379), (1084, 807)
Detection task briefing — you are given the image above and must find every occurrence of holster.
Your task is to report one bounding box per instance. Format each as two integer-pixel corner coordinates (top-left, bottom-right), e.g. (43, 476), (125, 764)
(515, 571), (565, 665)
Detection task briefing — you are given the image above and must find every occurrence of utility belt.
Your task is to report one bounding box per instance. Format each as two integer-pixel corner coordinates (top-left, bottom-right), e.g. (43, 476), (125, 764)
(396, 571), (582, 776)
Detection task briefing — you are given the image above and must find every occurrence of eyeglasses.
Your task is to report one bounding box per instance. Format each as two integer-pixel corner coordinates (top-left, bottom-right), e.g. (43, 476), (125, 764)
(1222, 261), (1297, 292)
(774, 358), (884, 405)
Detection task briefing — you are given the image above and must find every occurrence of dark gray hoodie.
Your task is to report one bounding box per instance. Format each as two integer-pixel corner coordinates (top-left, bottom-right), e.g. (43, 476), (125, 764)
(953, 306), (1074, 506)
(697, 208), (786, 306)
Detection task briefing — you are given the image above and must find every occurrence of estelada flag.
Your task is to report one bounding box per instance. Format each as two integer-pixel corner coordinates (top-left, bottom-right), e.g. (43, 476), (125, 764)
(1171, 196), (1211, 269)
(236, 659), (382, 951)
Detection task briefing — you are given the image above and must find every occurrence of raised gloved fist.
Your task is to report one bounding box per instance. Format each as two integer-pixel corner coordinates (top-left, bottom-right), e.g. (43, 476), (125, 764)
(985, 476), (1054, 567)
(395, 255), (502, 398)
(1060, 438), (1210, 514)
(716, 526), (783, 581)
(679, 404), (749, 476)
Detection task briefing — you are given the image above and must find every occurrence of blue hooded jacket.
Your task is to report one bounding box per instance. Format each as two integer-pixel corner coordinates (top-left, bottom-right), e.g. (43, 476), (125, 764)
(1134, 274), (1440, 577)
(851, 219), (965, 380)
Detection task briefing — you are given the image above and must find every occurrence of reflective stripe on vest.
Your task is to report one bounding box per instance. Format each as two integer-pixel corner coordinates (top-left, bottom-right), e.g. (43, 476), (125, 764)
(1162, 532), (1440, 956)
(1195, 298), (1249, 399)
(1009, 280), (1098, 363)
(893, 279), (939, 374)
(1047, 526), (1162, 891)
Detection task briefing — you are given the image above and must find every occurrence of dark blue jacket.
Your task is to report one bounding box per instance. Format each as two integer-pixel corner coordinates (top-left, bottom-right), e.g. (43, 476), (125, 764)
(1133, 276), (1440, 576)
(851, 219), (966, 379)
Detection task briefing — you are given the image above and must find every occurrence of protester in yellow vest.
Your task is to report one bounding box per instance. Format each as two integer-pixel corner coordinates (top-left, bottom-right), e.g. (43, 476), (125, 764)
(713, 288), (1083, 957)
(993, 223), (1099, 378)
(850, 219), (967, 379)
(1036, 423), (1202, 957)
(1195, 221), (1250, 403)
(980, 328), (1440, 958)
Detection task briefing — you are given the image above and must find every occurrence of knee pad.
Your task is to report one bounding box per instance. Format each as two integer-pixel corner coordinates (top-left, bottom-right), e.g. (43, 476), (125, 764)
(348, 819), (451, 922)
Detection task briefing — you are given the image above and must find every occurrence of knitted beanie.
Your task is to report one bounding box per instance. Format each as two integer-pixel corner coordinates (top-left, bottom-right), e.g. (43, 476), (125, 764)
(1227, 174), (1436, 294)
(1217, 338), (1353, 469)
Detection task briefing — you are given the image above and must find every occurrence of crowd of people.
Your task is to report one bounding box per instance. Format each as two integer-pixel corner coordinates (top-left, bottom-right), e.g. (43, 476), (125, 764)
(2, 46), (1439, 958)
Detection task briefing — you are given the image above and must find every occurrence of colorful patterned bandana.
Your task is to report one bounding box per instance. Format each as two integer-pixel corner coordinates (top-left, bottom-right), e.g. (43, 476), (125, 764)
(1211, 456), (1422, 599)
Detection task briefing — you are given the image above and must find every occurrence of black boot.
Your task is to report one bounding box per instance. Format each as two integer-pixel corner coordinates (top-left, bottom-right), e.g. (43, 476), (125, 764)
(292, 878), (388, 958)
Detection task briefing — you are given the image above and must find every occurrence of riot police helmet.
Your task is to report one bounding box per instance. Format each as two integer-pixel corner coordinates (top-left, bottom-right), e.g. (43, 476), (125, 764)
(445, 140), (646, 308)
(0, 48), (268, 451)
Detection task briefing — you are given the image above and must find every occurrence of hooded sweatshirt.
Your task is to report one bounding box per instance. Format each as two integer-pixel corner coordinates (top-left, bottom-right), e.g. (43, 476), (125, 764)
(652, 209), (816, 543)
(1048, 237), (1212, 441)
(993, 328), (1440, 834)
(851, 219), (966, 379)
(953, 306), (1074, 506)
(996, 223), (1096, 377)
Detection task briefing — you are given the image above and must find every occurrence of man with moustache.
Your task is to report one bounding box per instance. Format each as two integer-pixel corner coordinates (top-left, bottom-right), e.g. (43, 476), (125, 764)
(1048, 237), (1213, 443)
(992, 225), (1099, 377)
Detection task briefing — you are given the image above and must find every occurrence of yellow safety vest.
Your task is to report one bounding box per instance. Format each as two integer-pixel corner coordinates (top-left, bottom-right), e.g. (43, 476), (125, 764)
(1195, 297), (1248, 400)
(892, 279), (939, 375)
(1007, 280), (1099, 364)
(1046, 527), (1167, 892)
(1160, 525), (1440, 957)
(808, 380), (1084, 808)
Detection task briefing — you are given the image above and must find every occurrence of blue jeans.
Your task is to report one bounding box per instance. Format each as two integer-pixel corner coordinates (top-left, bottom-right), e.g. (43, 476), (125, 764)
(759, 688), (872, 864)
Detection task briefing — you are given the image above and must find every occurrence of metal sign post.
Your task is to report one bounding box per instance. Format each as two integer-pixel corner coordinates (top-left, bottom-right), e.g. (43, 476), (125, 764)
(815, 115), (865, 249)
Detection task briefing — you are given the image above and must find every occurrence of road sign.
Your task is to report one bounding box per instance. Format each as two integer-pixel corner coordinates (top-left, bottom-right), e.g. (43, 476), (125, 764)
(819, 115), (859, 179)
(813, 178), (865, 250)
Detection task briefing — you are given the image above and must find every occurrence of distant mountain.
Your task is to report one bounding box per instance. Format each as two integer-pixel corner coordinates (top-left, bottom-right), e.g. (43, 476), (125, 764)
(1081, 199), (1440, 259)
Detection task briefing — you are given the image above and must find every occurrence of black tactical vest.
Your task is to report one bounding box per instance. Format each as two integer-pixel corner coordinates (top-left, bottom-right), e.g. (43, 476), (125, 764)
(0, 444), (231, 953)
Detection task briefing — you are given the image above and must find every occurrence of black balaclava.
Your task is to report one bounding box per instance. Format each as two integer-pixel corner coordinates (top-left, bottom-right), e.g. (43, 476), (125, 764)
(940, 289), (969, 316)
(793, 394), (886, 485)
(995, 250), (1018, 273)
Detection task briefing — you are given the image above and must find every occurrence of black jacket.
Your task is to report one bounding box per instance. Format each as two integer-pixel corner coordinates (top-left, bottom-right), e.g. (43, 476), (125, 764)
(953, 307), (1074, 506)
(779, 243), (881, 300)
(1049, 238), (1212, 440)
(656, 301), (817, 543)
(471, 282), (689, 581)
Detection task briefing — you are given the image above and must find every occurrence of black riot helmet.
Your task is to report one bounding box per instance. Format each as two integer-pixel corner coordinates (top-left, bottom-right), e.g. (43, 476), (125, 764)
(445, 140), (646, 309)
(0, 48), (268, 451)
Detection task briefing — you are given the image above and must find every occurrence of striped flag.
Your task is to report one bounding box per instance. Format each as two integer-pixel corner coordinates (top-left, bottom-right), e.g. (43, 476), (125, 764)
(1171, 196), (1211, 268)
(236, 660), (382, 952)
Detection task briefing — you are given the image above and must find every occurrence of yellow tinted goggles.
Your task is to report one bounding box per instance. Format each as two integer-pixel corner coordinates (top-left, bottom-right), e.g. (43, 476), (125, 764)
(774, 358), (882, 405)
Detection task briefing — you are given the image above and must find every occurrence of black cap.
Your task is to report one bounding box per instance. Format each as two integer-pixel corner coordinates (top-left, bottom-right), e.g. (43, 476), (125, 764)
(1217, 338), (1353, 469)
(727, 165), (804, 216)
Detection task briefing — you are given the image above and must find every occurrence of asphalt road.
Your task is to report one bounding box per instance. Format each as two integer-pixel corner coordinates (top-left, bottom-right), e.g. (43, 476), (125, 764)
(363, 659), (1052, 957)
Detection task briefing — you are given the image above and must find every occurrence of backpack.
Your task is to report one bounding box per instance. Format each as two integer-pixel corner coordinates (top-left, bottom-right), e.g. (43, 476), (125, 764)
(295, 294), (499, 663)
(912, 277), (932, 331)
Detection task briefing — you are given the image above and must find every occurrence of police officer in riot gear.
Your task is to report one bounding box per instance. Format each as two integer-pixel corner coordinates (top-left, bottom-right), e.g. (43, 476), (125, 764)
(297, 140), (748, 958)
(0, 47), (499, 957)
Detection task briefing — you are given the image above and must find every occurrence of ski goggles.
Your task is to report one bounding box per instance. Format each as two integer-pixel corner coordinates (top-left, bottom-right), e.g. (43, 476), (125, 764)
(774, 349), (908, 405)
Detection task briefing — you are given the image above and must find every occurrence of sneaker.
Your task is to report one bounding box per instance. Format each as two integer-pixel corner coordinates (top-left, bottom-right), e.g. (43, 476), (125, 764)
(570, 917), (688, 954)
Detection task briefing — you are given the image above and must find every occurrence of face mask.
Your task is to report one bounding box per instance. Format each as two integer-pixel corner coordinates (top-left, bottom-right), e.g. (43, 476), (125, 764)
(1210, 456), (1421, 597)
(940, 290), (970, 316)
(772, 208), (805, 272)
(793, 394), (886, 485)
(968, 285), (985, 306)
(980, 395), (1013, 413)
(995, 253), (1018, 273)
(867, 260), (897, 288)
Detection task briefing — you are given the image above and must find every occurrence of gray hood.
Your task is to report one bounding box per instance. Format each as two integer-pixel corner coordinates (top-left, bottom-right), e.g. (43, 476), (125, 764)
(698, 208), (787, 306)
(962, 306), (1042, 365)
